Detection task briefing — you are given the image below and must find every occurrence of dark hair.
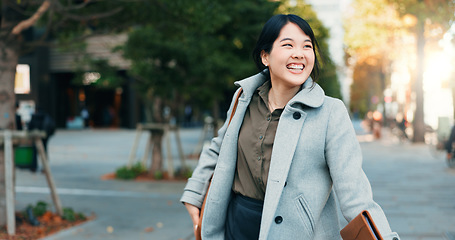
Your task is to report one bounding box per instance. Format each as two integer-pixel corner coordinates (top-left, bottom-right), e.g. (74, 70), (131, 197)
(252, 14), (320, 83)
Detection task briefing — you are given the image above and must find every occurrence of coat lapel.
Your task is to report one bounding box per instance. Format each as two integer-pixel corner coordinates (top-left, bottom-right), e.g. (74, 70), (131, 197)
(232, 73), (325, 239)
(259, 108), (307, 239)
(259, 79), (325, 239)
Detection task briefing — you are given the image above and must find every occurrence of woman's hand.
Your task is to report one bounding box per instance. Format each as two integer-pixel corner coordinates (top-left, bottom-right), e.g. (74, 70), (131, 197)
(184, 202), (200, 236)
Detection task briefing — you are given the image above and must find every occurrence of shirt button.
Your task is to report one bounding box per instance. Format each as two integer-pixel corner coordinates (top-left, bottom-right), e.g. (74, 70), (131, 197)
(259, 135), (263, 140)
(275, 216), (283, 224)
(293, 112), (301, 120)
(267, 117), (271, 121)
(257, 156), (261, 161)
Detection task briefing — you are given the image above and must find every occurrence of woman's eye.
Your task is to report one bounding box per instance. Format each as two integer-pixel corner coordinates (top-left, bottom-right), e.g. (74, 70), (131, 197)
(282, 43), (292, 47)
(304, 45), (313, 49)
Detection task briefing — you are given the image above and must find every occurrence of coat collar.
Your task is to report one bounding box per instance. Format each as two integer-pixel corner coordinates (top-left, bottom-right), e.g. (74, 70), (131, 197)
(234, 71), (325, 109)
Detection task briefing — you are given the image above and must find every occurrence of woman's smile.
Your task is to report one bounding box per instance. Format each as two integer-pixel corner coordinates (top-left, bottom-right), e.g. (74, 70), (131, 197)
(286, 63), (305, 73)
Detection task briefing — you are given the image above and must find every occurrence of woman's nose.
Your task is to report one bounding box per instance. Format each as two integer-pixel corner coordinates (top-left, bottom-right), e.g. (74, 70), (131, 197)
(292, 49), (304, 59)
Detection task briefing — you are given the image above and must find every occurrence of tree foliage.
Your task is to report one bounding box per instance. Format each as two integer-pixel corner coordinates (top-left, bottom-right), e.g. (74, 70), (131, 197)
(345, 0), (455, 141)
(122, 0), (277, 115)
(388, 0), (455, 142)
(119, 0), (342, 173)
(0, 0), (345, 176)
(350, 59), (385, 117)
(344, 0), (403, 117)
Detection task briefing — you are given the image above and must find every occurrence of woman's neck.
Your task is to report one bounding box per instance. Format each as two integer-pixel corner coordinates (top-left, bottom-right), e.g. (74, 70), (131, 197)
(268, 81), (300, 112)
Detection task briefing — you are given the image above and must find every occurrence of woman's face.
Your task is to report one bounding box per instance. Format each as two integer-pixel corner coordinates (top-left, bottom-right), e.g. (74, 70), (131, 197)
(261, 22), (315, 88)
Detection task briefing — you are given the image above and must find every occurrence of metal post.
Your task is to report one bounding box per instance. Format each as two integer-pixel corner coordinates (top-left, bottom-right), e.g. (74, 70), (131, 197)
(35, 138), (63, 216)
(165, 125), (174, 179)
(128, 124), (143, 167)
(4, 130), (15, 235)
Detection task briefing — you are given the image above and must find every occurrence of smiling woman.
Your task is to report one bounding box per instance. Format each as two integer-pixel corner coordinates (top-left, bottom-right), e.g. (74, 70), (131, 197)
(181, 14), (400, 240)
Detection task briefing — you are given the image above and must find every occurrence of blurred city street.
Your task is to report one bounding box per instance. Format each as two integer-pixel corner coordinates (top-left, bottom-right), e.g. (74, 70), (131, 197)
(13, 120), (455, 240)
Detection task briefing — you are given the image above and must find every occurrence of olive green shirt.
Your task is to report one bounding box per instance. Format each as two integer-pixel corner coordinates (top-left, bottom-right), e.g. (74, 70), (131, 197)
(232, 80), (283, 201)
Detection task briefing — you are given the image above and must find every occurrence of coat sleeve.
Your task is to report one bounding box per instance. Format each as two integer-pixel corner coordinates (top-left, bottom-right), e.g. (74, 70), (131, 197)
(324, 99), (400, 240)
(180, 88), (242, 208)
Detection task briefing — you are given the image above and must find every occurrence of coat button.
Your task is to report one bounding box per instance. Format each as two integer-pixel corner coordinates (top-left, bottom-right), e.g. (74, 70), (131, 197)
(274, 216), (283, 224)
(392, 238), (399, 240)
(293, 112), (301, 120)
(284, 181), (287, 187)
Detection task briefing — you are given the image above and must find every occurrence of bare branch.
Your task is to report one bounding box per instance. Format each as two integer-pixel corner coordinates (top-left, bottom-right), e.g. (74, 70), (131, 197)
(64, 0), (93, 11)
(11, 0), (51, 35)
(35, 3), (55, 44)
(64, 7), (123, 21)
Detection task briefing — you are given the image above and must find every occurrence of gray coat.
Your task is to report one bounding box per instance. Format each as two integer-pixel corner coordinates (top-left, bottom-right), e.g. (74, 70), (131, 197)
(181, 73), (400, 240)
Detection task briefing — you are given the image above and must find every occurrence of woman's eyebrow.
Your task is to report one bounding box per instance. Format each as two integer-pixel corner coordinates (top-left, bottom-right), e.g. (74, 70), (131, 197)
(279, 38), (312, 43)
(280, 37), (293, 42)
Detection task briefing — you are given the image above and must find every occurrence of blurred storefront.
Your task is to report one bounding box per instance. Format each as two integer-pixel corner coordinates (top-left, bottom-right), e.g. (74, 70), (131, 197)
(16, 31), (141, 129)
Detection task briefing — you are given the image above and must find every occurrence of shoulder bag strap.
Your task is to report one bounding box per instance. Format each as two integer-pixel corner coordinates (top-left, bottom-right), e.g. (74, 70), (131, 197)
(195, 88), (243, 240)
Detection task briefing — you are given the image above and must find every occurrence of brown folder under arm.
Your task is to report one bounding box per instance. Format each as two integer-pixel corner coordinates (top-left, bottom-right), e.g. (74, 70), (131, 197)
(340, 210), (383, 240)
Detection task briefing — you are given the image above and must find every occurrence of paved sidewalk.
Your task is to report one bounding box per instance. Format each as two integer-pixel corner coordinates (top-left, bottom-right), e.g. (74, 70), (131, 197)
(12, 124), (455, 240)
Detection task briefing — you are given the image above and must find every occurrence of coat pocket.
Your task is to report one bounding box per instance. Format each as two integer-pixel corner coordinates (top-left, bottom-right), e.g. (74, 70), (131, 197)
(294, 195), (315, 234)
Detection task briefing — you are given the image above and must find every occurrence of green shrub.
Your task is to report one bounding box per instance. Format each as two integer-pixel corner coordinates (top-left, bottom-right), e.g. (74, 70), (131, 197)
(176, 167), (193, 179)
(62, 207), (86, 222)
(62, 207), (76, 221)
(22, 201), (87, 223)
(29, 201), (48, 217)
(154, 170), (163, 180)
(115, 162), (147, 180)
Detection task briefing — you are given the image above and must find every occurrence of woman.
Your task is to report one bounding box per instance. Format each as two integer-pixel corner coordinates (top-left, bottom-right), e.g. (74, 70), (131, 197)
(181, 14), (400, 240)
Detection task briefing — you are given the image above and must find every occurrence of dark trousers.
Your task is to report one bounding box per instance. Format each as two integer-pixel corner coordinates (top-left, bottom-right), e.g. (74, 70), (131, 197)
(225, 193), (264, 240)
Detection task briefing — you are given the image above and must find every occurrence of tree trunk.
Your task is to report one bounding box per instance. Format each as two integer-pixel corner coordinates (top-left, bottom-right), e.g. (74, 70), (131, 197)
(0, 29), (20, 228)
(149, 129), (164, 175)
(148, 96), (164, 176)
(413, 18), (426, 143)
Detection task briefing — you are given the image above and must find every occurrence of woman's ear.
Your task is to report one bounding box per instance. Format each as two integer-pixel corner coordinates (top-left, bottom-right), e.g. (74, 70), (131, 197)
(261, 50), (269, 67)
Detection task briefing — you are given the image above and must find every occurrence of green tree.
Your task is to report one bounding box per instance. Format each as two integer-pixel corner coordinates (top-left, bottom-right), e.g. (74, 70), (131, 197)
(121, 0), (277, 175)
(277, 0), (342, 99)
(344, 0), (403, 120)
(0, 0), (134, 226)
(387, 0), (455, 142)
(350, 59), (385, 118)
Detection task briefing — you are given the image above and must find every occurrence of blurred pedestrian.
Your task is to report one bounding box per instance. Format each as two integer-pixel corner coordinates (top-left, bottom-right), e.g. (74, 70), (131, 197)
(15, 102), (23, 130)
(372, 110), (383, 139)
(181, 14), (399, 239)
(184, 105), (193, 127)
(28, 107), (56, 172)
(446, 124), (455, 161)
(81, 106), (90, 128)
(363, 111), (374, 133)
(395, 113), (408, 140)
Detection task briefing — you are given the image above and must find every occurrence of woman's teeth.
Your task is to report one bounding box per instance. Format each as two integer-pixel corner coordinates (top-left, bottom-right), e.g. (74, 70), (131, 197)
(287, 64), (304, 70)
